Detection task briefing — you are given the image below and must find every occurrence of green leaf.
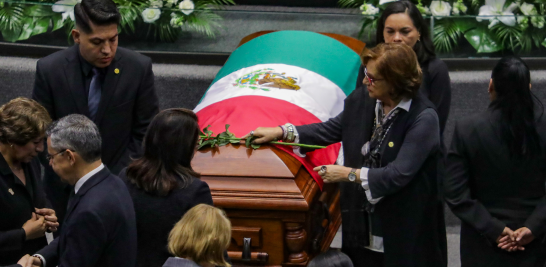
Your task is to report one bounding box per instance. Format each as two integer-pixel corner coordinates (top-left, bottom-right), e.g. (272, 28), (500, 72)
(202, 125), (213, 137)
(229, 139), (240, 144)
(51, 13), (64, 31)
(1, 27), (21, 42)
(32, 17), (50, 36)
(23, 5), (55, 17)
(197, 139), (214, 150)
(338, 0), (363, 8)
(0, 4), (25, 32)
(542, 37), (546, 48)
(17, 17), (35, 41)
(245, 136), (254, 148)
(464, 26), (503, 53)
(251, 143), (260, 150)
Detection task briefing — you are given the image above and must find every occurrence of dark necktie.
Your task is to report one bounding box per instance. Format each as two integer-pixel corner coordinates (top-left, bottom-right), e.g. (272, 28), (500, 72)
(67, 189), (75, 210)
(88, 68), (102, 120)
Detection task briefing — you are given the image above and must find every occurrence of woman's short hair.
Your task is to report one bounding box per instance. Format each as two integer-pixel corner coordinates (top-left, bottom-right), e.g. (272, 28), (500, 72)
(126, 108), (201, 196)
(376, 0), (436, 65)
(168, 204), (231, 267)
(308, 249), (354, 267)
(361, 42), (422, 100)
(0, 97), (51, 146)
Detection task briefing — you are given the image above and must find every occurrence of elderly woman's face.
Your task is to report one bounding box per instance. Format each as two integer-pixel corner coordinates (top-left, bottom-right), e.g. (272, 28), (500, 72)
(383, 13), (421, 48)
(363, 60), (389, 101)
(11, 135), (45, 163)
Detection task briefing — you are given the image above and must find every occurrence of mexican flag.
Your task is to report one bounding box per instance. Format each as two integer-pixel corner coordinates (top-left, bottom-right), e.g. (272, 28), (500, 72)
(194, 31), (361, 188)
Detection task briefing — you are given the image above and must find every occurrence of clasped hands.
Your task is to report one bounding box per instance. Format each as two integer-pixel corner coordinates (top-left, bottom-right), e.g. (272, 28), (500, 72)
(22, 208), (59, 240)
(496, 226), (534, 252)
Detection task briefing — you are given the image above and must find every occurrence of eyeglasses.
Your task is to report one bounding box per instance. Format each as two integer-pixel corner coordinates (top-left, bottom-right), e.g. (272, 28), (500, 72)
(46, 149), (69, 161)
(364, 67), (384, 86)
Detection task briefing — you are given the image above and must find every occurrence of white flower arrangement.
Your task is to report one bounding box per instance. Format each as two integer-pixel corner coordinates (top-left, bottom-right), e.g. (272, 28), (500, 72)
(142, 8), (162, 23)
(179, 0), (195, 15)
(165, 0), (179, 8)
(52, 0), (82, 23)
(149, 0), (163, 8)
(452, 0), (467, 15)
(476, 0), (518, 28)
(429, 1), (451, 19)
(360, 3), (380, 18)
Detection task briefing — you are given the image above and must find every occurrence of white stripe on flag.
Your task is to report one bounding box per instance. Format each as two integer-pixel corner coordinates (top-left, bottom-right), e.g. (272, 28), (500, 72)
(194, 64), (347, 122)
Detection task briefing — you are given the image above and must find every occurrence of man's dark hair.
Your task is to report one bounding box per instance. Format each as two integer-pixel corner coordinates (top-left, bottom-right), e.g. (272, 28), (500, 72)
(74, 0), (120, 33)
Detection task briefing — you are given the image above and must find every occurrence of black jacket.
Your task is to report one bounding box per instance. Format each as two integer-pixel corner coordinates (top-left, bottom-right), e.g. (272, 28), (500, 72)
(297, 88), (447, 267)
(36, 167), (137, 267)
(119, 168), (213, 267)
(0, 156), (48, 265)
(32, 45), (159, 226)
(445, 108), (546, 266)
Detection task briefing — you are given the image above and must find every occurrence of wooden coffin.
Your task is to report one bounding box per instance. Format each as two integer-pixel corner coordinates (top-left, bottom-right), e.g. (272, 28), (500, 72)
(192, 144), (341, 266)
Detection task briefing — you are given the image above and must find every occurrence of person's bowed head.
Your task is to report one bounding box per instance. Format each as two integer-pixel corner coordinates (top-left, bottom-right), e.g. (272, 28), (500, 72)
(164, 204), (231, 267)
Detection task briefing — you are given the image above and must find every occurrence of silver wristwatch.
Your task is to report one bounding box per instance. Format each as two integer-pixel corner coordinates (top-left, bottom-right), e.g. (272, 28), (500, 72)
(348, 168), (357, 182)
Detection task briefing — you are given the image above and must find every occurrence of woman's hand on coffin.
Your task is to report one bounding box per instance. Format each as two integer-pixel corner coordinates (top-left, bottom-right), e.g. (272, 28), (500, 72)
(243, 127), (283, 144)
(313, 165), (356, 183)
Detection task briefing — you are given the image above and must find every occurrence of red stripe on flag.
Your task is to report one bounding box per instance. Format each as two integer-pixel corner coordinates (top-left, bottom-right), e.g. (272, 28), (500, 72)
(196, 96), (340, 189)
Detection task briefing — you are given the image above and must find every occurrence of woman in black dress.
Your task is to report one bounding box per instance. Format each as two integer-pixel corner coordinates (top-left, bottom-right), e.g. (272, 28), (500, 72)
(0, 98), (58, 265)
(120, 108), (213, 267)
(445, 56), (546, 266)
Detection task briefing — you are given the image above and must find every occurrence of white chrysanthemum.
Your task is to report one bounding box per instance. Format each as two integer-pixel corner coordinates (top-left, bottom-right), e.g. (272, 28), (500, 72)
(452, 1), (467, 15)
(179, 0), (194, 15)
(519, 3), (537, 15)
(379, 0), (397, 5)
(477, 0), (518, 28)
(430, 1), (451, 19)
(52, 0), (81, 23)
(142, 8), (161, 23)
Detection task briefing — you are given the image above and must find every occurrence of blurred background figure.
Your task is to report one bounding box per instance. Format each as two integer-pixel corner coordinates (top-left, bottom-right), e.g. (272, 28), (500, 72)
(163, 204), (231, 267)
(120, 108), (213, 267)
(0, 98), (58, 266)
(375, 0), (451, 134)
(445, 56), (546, 267)
(308, 249), (354, 267)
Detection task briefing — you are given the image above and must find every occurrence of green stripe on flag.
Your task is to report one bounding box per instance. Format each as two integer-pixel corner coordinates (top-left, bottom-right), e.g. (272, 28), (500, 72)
(208, 31), (361, 96)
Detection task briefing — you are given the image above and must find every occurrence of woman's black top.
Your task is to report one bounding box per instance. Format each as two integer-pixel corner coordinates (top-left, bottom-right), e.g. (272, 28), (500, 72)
(419, 58), (451, 135)
(0, 155), (48, 265)
(119, 168), (213, 267)
(445, 108), (546, 266)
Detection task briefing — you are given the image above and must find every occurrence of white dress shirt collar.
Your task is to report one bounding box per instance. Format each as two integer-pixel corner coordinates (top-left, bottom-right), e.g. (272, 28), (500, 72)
(74, 163), (105, 194)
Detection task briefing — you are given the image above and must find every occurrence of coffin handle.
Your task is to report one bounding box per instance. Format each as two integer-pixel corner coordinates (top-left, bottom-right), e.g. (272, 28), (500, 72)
(242, 237), (251, 261)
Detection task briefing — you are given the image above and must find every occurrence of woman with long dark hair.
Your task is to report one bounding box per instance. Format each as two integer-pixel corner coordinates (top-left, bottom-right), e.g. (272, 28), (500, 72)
(119, 108), (213, 267)
(445, 56), (546, 266)
(373, 0), (451, 133)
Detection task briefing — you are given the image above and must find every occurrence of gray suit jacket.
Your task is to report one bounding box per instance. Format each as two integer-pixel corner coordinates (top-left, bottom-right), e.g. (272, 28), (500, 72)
(162, 257), (201, 267)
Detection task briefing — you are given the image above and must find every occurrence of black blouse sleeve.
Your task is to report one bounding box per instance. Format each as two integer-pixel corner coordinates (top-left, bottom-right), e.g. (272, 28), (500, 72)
(425, 59), (451, 135)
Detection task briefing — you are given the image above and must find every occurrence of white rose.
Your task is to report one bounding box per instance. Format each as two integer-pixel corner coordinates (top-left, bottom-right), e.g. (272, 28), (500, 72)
(142, 8), (161, 23)
(170, 17), (182, 27)
(165, 0), (178, 7)
(179, 0), (194, 15)
(361, 3), (379, 17)
(149, 0), (163, 8)
(519, 3), (537, 15)
(430, 1), (451, 18)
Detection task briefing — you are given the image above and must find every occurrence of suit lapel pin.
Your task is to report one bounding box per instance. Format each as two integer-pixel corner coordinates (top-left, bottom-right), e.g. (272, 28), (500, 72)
(114, 68), (120, 74)
(8, 188), (14, 195)
(388, 142), (394, 148)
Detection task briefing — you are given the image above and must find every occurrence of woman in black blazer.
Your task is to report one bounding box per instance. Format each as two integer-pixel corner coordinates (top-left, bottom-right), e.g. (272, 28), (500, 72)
(445, 56), (546, 267)
(0, 98), (58, 265)
(248, 43), (446, 267)
(120, 108), (213, 267)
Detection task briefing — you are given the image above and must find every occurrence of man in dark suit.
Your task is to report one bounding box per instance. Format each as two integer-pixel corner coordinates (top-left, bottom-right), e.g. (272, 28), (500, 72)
(32, 0), (158, 226)
(31, 114), (136, 267)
